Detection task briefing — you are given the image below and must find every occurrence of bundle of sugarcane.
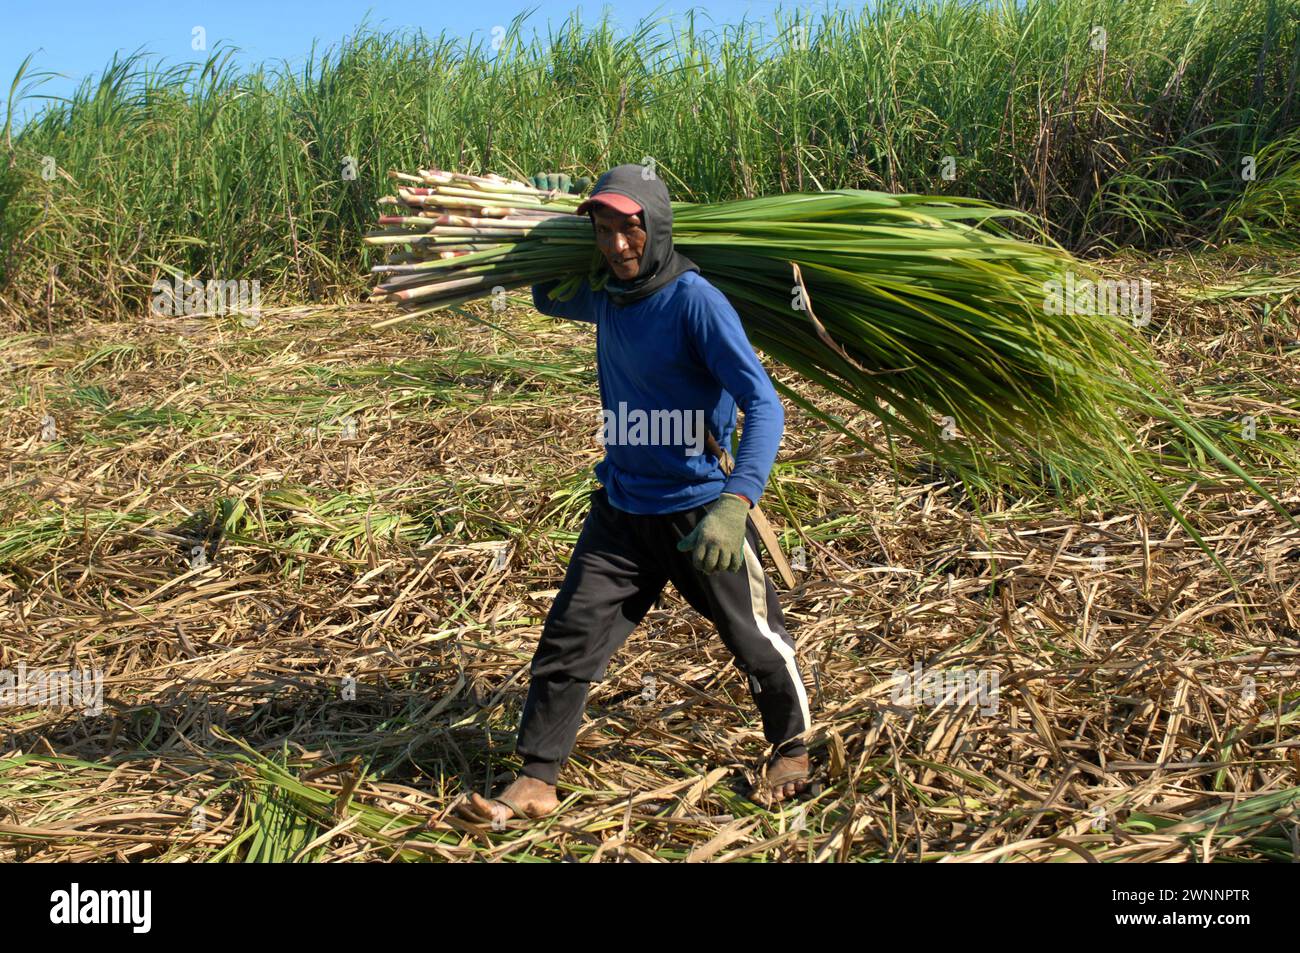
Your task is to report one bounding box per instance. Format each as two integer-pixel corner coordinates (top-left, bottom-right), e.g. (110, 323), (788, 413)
(365, 169), (1296, 561)
(366, 169), (592, 314)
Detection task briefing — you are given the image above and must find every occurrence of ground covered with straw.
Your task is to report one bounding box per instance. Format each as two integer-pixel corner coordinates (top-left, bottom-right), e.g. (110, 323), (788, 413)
(1, 254), (1298, 862)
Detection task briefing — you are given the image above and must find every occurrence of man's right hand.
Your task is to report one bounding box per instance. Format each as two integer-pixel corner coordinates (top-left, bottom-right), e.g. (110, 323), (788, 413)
(531, 173), (592, 194)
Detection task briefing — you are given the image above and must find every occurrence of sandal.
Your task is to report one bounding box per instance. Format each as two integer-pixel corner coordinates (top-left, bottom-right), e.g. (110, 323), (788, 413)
(749, 750), (817, 806)
(455, 788), (556, 828)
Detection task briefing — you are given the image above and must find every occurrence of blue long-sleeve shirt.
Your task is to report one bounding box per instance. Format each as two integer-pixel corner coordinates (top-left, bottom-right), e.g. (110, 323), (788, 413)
(532, 271), (784, 515)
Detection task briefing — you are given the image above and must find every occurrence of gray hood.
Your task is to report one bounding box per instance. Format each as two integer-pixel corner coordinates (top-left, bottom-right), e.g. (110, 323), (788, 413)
(579, 163), (700, 307)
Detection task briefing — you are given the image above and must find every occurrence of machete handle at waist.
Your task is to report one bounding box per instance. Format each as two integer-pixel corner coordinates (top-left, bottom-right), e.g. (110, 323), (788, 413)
(704, 429), (734, 474)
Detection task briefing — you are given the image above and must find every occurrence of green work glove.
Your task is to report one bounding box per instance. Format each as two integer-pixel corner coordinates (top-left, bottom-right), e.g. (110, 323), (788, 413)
(531, 172), (592, 194)
(676, 492), (750, 574)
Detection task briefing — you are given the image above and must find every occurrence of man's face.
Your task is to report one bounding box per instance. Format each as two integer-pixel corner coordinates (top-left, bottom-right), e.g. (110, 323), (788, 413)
(592, 206), (647, 281)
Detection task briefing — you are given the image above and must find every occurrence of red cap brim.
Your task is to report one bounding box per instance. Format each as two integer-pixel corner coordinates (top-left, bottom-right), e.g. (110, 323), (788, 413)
(576, 192), (643, 216)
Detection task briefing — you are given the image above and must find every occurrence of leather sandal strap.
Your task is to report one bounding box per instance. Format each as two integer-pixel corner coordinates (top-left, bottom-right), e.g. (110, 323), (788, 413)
(492, 795), (528, 819)
(763, 763), (809, 788)
(495, 793), (557, 821)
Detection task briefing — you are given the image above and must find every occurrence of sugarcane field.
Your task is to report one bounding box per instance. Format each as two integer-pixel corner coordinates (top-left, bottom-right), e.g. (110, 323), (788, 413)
(2, 0), (1299, 882)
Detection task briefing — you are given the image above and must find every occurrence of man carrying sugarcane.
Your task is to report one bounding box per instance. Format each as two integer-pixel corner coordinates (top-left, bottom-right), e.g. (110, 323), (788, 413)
(456, 165), (812, 826)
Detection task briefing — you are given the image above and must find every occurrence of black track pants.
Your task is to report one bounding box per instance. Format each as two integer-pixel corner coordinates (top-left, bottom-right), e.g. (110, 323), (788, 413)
(515, 486), (811, 785)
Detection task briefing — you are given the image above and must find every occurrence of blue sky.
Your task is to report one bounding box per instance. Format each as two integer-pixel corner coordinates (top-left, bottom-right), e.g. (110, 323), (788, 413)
(3, 0), (840, 127)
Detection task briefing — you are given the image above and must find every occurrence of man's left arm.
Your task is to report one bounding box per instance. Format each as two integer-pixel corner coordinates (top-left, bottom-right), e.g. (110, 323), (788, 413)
(684, 285), (785, 508)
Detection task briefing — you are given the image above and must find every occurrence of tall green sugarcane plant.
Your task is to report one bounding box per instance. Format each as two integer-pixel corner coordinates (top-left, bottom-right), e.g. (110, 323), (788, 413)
(366, 169), (1298, 574)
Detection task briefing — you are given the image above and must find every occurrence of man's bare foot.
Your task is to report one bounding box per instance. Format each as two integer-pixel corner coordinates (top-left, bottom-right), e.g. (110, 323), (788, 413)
(456, 774), (560, 827)
(748, 751), (811, 807)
